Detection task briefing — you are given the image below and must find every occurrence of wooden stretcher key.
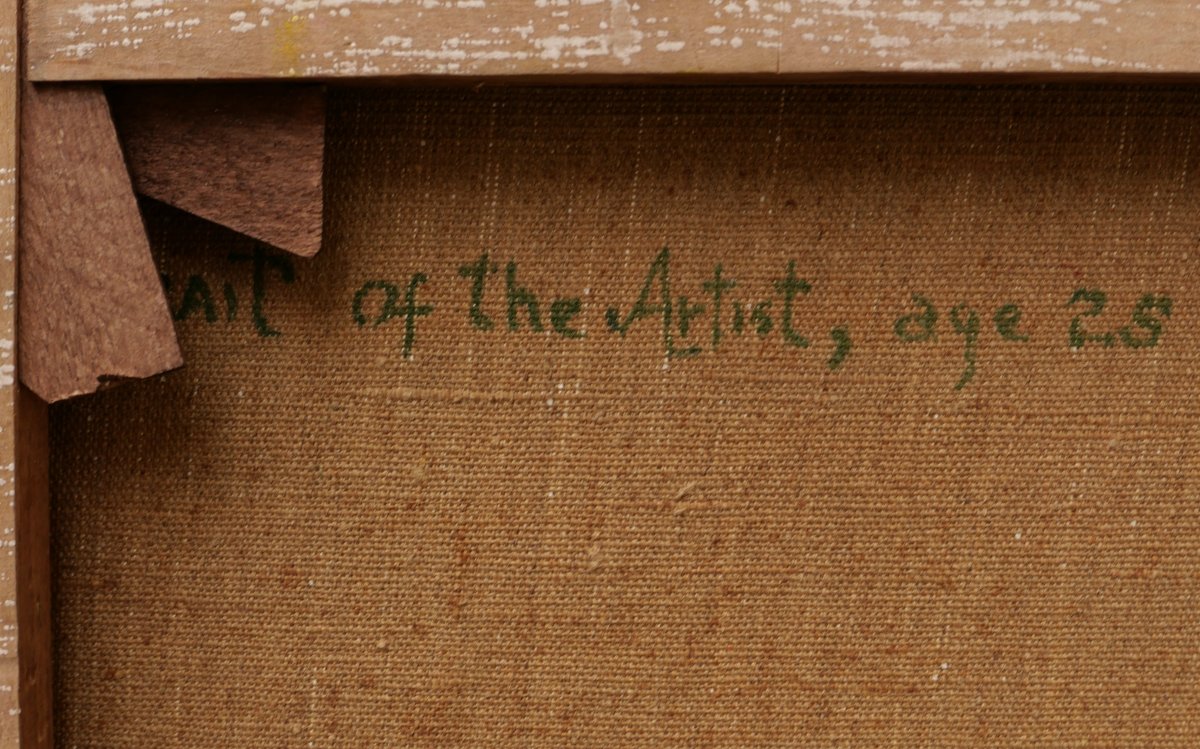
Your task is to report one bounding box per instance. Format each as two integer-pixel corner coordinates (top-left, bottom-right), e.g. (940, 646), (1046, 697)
(108, 84), (326, 258)
(19, 83), (182, 402)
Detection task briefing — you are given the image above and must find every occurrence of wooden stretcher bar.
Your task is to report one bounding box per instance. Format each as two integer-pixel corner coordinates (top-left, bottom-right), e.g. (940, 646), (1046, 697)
(25, 0), (1200, 82)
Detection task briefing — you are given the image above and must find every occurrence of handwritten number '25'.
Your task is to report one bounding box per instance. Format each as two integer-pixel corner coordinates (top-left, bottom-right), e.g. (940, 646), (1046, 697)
(1067, 288), (1173, 350)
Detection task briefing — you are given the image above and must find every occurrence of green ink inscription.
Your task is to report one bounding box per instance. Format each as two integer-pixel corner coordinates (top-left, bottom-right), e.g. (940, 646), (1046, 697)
(751, 301), (773, 336)
(702, 265), (735, 350)
(675, 296), (705, 341)
(828, 326), (851, 371)
(550, 298), (584, 338)
(229, 246), (294, 338)
(223, 282), (238, 322)
(167, 248), (1179, 394)
(605, 246), (700, 358)
(773, 260), (812, 349)
(993, 304), (1028, 342)
(731, 301), (746, 334)
(894, 294), (937, 342)
(1067, 287), (1115, 349)
(352, 280), (401, 326)
(949, 304), (980, 390)
(506, 261), (544, 332)
(457, 253), (496, 331)
(1119, 294), (1172, 349)
(175, 275), (218, 323)
(894, 296), (1035, 389)
(351, 275), (433, 359)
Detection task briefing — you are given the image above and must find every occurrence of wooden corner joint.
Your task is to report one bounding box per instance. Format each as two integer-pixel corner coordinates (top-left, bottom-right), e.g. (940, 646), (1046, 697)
(19, 83), (326, 403)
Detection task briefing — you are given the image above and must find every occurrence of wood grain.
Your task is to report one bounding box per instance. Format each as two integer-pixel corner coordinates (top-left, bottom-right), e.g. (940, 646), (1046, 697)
(0, 0), (17, 742)
(110, 84), (325, 257)
(15, 387), (50, 749)
(20, 83), (181, 403)
(24, 0), (1200, 82)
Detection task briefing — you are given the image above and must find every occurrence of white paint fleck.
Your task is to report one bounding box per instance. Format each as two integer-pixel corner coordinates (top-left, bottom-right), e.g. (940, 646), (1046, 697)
(228, 9), (256, 31)
(947, 9), (1084, 30)
(67, 2), (126, 25)
(869, 34), (909, 49)
(894, 10), (943, 28)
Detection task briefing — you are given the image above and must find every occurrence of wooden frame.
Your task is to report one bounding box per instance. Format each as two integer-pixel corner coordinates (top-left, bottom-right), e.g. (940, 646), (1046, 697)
(24, 0), (1200, 81)
(1, 1), (27, 743)
(8, 2), (1200, 746)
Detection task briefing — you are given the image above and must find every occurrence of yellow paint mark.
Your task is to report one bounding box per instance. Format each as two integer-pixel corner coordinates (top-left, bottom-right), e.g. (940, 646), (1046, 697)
(274, 15), (307, 75)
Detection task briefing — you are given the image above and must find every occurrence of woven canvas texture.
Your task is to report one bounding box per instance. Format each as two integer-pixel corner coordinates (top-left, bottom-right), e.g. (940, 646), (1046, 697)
(52, 86), (1200, 747)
